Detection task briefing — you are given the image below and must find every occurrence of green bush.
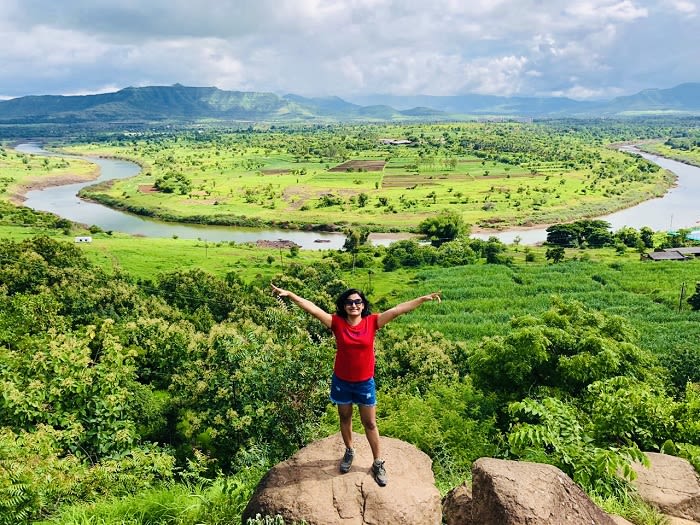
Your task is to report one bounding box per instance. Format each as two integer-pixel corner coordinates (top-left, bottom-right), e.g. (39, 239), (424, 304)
(508, 397), (647, 498)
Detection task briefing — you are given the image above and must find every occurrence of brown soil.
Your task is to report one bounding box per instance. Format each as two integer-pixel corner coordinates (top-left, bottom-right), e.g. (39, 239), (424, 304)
(256, 239), (300, 249)
(138, 184), (158, 193)
(261, 169), (291, 175)
(329, 160), (386, 172)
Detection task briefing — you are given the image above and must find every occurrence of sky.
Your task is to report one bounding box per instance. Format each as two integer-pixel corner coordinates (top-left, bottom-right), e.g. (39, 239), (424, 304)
(1, 0), (698, 101)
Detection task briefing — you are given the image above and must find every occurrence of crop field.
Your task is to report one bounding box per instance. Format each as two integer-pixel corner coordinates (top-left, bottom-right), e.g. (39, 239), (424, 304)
(46, 122), (674, 232)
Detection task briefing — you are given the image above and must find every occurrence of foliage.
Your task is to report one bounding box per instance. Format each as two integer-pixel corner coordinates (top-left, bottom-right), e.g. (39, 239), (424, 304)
(39, 469), (265, 525)
(0, 231), (699, 520)
(586, 377), (677, 451)
(377, 379), (500, 491)
(418, 210), (468, 246)
(168, 318), (335, 470)
(688, 281), (700, 311)
(508, 397), (648, 498)
(382, 240), (437, 271)
(545, 245), (565, 263)
(591, 492), (668, 525)
(375, 324), (459, 394)
(468, 297), (659, 400)
(0, 426), (175, 524)
(154, 172), (192, 195)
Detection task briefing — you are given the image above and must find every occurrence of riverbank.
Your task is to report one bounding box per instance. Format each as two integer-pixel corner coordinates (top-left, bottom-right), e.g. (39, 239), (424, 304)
(8, 170), (99, 205)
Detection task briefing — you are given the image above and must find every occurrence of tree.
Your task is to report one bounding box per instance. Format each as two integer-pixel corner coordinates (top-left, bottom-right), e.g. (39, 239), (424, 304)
(418, 210), (468, 247)
(640, 226), (655, 248)
(546, 224), (580, 247)
(468, 298), (656, 400)
(545, 246), (565, 263)
(688, 282), (700, 311)
(342, 228), (369, 253)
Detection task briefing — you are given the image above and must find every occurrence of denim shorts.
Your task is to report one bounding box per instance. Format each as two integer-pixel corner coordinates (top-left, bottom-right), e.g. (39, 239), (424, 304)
(330, 374), (377, 407)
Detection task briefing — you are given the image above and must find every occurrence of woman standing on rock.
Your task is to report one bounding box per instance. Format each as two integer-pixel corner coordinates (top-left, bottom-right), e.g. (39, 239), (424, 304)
(270, 284), (441, 487)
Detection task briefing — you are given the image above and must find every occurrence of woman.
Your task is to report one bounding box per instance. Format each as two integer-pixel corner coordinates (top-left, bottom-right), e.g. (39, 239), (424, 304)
(270, 284), (441, 487)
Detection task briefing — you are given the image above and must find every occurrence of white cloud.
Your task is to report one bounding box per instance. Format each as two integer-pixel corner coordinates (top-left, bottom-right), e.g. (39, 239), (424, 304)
(665, 0), (697, 14)
(0, 0), (697, 99)
(550, 84), (626, 99)
(565, 1), (648, 21)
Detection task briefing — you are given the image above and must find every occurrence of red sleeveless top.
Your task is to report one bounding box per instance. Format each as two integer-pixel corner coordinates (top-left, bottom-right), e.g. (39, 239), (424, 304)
(331, 313), (379, 382)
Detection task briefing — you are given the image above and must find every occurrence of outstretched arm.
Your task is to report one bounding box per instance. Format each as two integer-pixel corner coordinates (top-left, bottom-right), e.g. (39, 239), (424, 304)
(271, 283), (333, 328)
(377, 291), (441, 329)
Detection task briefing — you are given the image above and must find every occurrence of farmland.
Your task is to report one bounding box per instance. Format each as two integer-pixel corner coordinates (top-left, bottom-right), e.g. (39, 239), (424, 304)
(49, 122), (675, 232)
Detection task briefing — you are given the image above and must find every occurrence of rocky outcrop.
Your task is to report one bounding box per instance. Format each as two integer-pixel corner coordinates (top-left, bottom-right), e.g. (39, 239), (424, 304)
(444, 458), (616, 525)
(442, 482), (473, 524)
(243, 439), (700, 525)
(242, 432), (441, 525)
(630, 452), (700, 522)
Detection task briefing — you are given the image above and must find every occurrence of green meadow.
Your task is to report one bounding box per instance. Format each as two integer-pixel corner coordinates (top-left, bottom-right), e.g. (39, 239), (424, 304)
(0, 145), (95, 202)
(52, 122), (674, 232)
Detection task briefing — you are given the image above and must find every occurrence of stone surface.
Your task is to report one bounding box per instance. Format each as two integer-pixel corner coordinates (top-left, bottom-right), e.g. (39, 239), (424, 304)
(471, 457), (616, 525)
(609, 516), (634, 525)
(242, 432), (441, 525)
(666, 517), (700, 525)
(630, 452), (700, 521)
(442, 482), (473, 525)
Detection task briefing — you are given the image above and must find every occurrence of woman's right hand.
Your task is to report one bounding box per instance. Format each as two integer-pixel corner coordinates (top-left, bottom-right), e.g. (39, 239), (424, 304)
(271, 283), (290, 297)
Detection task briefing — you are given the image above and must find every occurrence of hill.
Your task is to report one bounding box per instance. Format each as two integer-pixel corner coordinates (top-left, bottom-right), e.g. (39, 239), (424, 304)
(1, 82), (699, 128)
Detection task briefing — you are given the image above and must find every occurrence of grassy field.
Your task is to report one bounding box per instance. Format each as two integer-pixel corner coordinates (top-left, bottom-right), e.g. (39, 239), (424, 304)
(2, 221), (697, 361)
(0, 144), (96, 202)
(393, 259), (700, 355)
(50, 123), (674, 232)
(639, 141), (700, 167)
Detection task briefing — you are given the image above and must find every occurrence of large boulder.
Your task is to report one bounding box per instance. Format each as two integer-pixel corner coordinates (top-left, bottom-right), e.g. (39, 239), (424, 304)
(242, 432), (441, 525)
(442, 482), (473, 525)
(470, 457), (616, 525)
(630, 452), (700, 521)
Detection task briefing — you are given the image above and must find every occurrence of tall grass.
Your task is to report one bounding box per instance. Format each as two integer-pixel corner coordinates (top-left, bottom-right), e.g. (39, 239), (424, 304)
(385, 259), (700, 355)
(35, 470), (264, 525)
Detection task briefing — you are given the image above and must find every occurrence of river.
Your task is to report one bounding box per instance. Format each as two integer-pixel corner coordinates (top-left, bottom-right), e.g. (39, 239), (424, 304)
(15, 143), (347, 250)
(14, 143), (700, 247)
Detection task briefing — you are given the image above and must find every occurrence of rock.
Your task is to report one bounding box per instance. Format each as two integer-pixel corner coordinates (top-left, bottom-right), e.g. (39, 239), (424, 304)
(471, 457), (616, 525)
(242, 432), (441, 525)
(442, 482), (473, 525)
(666, 516), (700, 525)
(630, 452), (700, 521)
(609, 516), (634, 525)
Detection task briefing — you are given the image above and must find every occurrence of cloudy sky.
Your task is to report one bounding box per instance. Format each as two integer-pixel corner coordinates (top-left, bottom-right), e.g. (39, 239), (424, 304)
(1, 0), (698, 101)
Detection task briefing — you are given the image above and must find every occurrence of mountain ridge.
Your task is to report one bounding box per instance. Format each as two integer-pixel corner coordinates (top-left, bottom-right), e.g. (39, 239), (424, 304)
(1, 82), (699, 126)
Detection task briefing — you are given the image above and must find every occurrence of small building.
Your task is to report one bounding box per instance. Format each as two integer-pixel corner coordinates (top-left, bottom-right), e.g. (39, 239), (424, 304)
(642, 250), (689, 261)
(74, 236), (93, 243)
(669, 247), (700, 257)
(379, 138), (413, 146)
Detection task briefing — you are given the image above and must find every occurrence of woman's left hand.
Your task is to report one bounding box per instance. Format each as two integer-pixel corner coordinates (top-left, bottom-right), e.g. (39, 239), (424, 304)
(424, 291), (442, 303)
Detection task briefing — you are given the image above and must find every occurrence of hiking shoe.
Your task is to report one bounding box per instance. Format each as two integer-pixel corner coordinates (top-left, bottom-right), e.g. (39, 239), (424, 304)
(340, 448), (354, 473)
(372, 459), (387, 486)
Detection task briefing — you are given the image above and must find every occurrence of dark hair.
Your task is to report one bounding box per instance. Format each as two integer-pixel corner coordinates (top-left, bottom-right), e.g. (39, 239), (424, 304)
(335, 288), (371, 318)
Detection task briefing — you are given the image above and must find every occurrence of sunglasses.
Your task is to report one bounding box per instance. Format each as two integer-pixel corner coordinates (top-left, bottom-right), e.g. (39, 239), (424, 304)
(344, 299), (363, 306)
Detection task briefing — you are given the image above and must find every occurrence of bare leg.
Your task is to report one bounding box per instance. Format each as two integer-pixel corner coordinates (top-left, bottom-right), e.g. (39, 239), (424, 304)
(359, 405), (381, 460)
(338, 404), (354, 449)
